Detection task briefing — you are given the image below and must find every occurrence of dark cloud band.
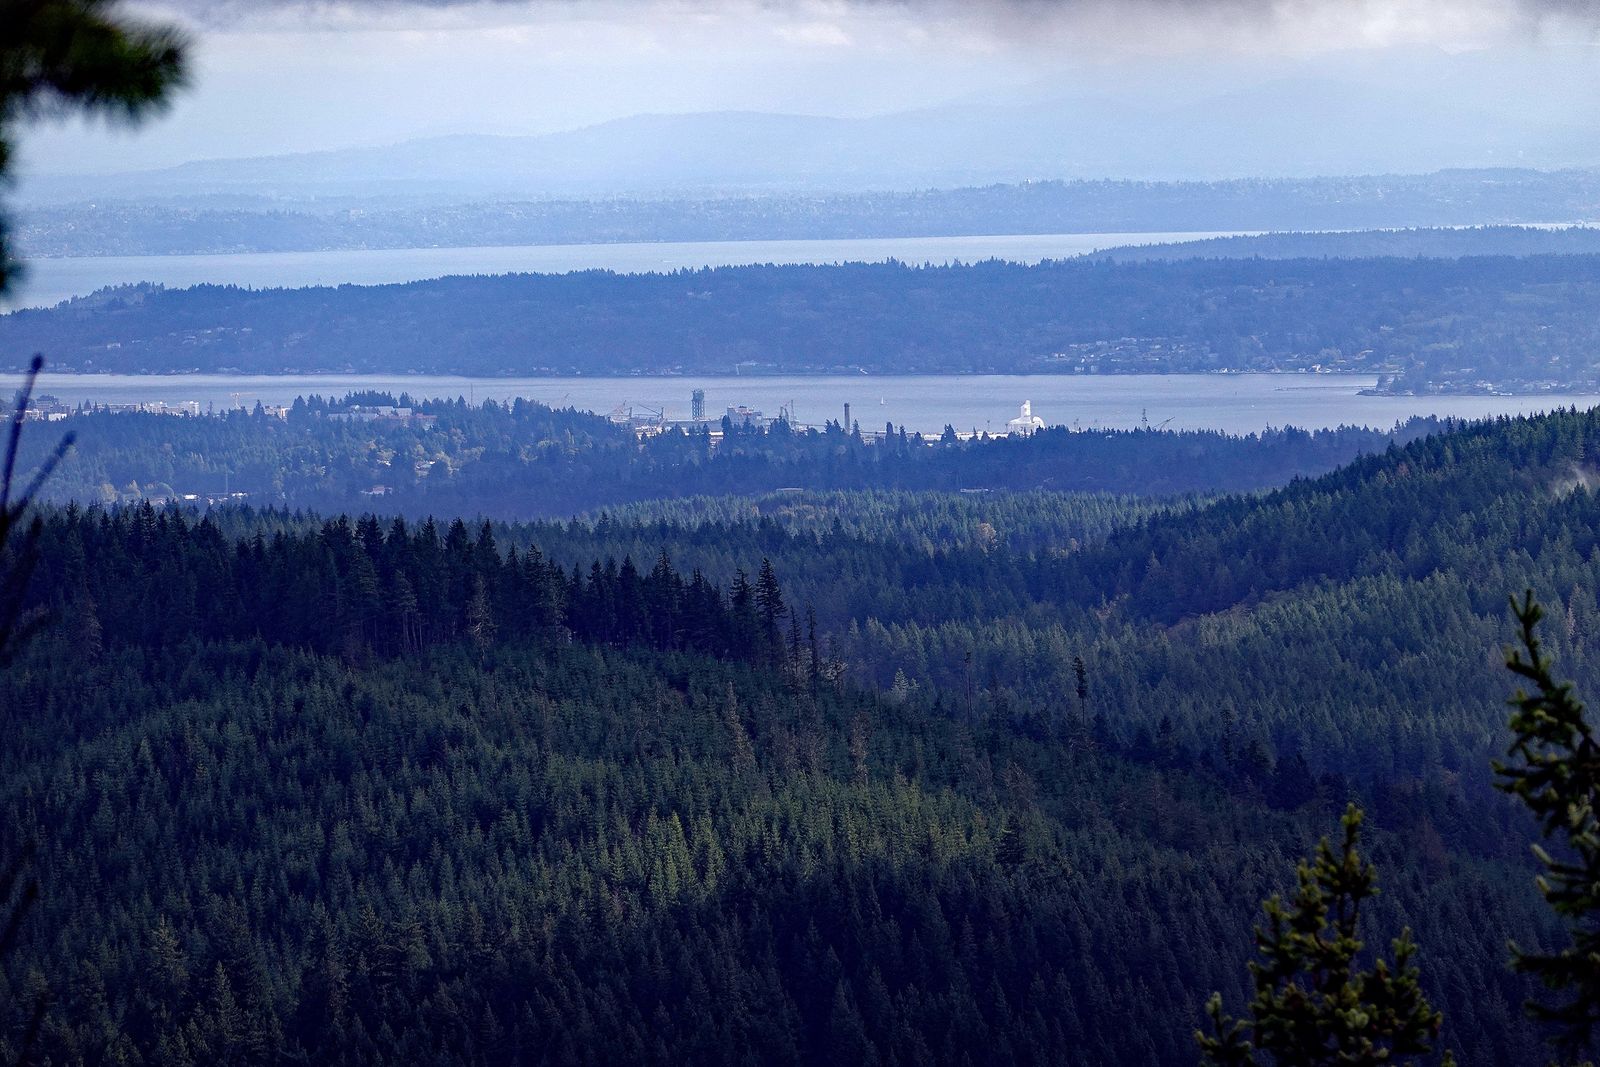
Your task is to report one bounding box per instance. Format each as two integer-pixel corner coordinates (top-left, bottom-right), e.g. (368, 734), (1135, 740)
(132, 0), (1600, 36)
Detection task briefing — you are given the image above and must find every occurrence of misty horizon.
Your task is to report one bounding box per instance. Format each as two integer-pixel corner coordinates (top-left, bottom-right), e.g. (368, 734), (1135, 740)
(15, 0), (1600, 199)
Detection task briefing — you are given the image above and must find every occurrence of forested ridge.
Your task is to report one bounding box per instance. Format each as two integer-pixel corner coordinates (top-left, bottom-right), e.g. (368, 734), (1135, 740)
(512, 409), (1600, 792)
(22, 507), (803, 665)
(21, 170), (1600, 257)
(20, 391), (1431, 518)
(1091, 224), (1600, 263)
(9, 254), (1600, 390)
(12, 408), (1600, 1062)
(0, 499), (1558, 1065)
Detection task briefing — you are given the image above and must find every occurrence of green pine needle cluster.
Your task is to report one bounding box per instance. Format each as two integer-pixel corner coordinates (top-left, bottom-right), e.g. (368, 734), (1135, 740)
(1199, 804), (1452, 1067)
(1499, 591), (1600, 1058)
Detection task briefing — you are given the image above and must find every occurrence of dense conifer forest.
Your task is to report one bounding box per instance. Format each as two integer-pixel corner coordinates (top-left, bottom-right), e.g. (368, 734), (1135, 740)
(9, 405), (1600, 1063)
(14, 2), (1600, 1064)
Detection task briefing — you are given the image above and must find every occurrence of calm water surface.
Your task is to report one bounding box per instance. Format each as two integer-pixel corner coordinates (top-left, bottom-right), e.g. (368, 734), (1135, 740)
(29, 372), (1600, 438)
(7, 231), (1262, 309)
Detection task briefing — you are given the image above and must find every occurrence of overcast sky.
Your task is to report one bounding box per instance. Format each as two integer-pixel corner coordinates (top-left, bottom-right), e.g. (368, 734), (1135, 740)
(15, 0), (1600, 176)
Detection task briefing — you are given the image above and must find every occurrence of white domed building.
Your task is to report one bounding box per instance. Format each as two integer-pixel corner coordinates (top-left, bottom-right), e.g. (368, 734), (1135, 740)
(1007, 400), (1046, 437)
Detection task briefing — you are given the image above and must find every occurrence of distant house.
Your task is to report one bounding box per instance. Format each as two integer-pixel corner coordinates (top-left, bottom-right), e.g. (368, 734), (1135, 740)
(328, 405), (437, 428)
(95, 400), (200, 417)
(724, 405), (765, 428)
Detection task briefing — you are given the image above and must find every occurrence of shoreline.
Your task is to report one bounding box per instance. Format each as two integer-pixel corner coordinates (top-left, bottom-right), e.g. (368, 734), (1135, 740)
(19, 367), (1600, 400)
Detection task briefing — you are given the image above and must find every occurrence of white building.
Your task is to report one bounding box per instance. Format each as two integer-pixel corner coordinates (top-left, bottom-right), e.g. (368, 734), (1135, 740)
(724, 405), (765, 428)
(1007, 400), (1046, 437)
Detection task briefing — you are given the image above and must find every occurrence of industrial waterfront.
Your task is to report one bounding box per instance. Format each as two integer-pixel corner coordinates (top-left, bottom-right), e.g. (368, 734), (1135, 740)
(24, 371), (1600, 438)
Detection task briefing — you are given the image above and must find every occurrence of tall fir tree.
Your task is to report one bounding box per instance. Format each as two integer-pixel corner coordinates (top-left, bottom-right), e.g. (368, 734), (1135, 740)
(1199, 804), (1453, 1067)
(1499, 591), (1600, 1060)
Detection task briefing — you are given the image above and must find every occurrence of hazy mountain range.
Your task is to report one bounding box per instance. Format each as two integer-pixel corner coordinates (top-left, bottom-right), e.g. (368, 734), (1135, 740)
(23, 73), (1600, 204)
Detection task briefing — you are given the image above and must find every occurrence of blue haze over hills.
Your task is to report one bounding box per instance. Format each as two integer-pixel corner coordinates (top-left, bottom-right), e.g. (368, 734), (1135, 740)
(22, 46), (1600, 205)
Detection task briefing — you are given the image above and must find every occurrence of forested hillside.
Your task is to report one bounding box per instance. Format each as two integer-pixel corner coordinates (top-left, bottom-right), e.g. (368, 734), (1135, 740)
(9, 255), (1600, 390)
(20, 170), (1600, 257)
(594, 489), (1207, 555)
(18, 393), (1432, 519)
(12, 408), (1600, 1062)
(1093, 224), (1600, 262)
(0, 499), (1557, 1065)
(527, 409), (1600, 791)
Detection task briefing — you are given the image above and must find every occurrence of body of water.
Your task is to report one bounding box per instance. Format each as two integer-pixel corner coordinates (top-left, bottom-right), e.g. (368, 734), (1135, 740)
(6, 230), (1262, 309)
(27, 371), (1600, 438)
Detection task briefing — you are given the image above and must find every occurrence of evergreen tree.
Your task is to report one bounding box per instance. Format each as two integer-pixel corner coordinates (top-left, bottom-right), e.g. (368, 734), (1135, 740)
(0, 360), (75, 1064)
(1072, 654), (1088, 724)
(1199, 805), (1453, 1067)
(1, 0), (187, 290)
(729, 567), (756, 659)
(0, 358), (72, 665)
(1499, 591), (1600, 1059)
(756, 558), (785, 653)
(389, 571), (420, 655)
(465, 574), (496, 657)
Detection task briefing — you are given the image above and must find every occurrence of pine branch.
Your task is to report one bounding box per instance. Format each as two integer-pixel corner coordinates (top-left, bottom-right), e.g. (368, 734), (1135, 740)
(1497, 591), (1600, 1056)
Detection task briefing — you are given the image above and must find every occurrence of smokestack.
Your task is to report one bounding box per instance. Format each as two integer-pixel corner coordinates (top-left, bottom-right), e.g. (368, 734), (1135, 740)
(844, 402), (851, 430)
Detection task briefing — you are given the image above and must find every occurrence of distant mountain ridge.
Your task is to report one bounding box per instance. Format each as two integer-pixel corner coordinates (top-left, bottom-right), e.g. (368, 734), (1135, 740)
(17, 174), (1600, 260)
(1089, 225), (1600, 262)
(23, 72), (1600, 204)
(9, 254), (1600, 392)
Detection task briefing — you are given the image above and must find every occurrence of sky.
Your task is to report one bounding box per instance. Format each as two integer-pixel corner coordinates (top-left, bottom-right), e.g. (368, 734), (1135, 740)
(14, 0), (1600, 177)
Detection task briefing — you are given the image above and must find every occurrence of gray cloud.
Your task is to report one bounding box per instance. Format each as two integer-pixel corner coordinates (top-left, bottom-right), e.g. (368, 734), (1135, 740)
(134, 0), (1600, 15)
(130, 0), (1600, 54)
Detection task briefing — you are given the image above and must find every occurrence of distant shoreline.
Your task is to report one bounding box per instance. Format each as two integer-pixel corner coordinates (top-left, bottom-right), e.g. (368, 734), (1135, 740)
(17, 368), (1600, 399)
(0, 230), (1262, 310)
(14, 370), (1600, 438)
